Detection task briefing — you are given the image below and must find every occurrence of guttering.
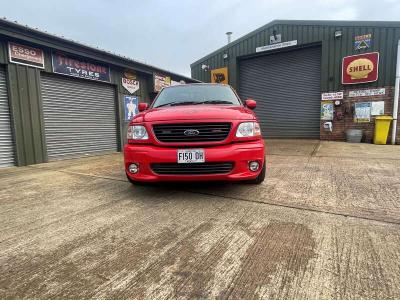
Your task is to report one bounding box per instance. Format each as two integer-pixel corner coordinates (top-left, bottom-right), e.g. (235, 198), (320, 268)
(392, 39), (400, 145)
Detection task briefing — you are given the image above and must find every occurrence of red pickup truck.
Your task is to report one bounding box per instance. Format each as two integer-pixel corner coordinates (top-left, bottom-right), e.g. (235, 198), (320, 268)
(124, 83), (265, 184)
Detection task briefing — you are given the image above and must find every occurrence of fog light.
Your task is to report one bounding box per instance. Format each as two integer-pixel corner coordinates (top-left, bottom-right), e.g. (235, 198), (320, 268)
(128, 163), (139, 174)
(249, 161), (260, 172)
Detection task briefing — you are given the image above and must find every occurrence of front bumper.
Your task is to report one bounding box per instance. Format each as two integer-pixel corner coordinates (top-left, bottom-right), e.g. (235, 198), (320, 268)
(124, 140), (265, 182)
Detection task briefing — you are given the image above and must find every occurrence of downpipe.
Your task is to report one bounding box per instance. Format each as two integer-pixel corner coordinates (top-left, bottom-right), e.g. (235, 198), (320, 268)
(391, 39), (400, 144)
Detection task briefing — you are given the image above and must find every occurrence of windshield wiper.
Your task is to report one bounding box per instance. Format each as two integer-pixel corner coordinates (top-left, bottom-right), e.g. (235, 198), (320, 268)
(197, 100), (234, 105)
(155, 100), (234, 108)
(155, 101), (198, 108)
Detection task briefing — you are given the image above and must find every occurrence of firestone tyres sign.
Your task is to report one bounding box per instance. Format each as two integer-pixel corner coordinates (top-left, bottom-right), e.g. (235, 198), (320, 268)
(52, 52), (111, 82)
(8, 42), (45, 68)
(342, 52), (379, 85)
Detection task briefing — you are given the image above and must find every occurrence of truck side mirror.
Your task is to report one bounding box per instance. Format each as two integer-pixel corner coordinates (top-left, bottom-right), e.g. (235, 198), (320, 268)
(138, 103), (149, 112)
(245, 99), (257, 110)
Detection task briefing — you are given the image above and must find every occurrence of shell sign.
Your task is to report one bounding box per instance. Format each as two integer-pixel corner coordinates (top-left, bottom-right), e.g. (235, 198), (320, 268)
(342, 52), (379, 84)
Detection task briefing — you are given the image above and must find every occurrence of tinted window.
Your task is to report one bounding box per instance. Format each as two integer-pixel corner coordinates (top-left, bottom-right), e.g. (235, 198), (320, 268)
(152, 85), (241, 108)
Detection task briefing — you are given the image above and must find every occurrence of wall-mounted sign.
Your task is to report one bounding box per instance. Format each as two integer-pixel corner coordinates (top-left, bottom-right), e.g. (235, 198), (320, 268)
(342, 52), (379, 85)
(348, 88), (385, 97)
(8, 42), (45, 68)
(123, 71), (136, 80)
(124, 95), (138, 121)
(122, 72), (140, 94)
(256, 40), (297, 53)
(371, 101), (385, 116)
(154, 73), (171, 92)
(354, 102), (371, 122)
(354, 34), (372, 50)
(321, 101), (334, 120)
(321, 92), (343, 101)
(52, 52), (111, 82)
(211, 67), (228, 84)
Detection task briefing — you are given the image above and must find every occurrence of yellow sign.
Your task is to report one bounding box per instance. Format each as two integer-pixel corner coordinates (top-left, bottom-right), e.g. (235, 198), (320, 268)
(346, 58), (374, 79)
(211, 67), (228, 84)
(123, 71), (136, 80)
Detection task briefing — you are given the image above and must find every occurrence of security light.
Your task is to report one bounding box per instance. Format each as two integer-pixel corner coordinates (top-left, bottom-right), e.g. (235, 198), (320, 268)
(201, 64), (210, 71)
(334, 30), (342, 38)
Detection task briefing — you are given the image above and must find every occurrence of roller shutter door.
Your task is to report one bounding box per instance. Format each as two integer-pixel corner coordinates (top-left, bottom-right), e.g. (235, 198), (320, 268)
(239, 46), (321, 138)
(41, 74), (118, 161)
(0, 67), (15, 167)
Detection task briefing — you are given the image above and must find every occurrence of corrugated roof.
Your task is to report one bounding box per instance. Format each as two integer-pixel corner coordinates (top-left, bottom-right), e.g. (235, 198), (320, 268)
(0, 17), (199, 82)
(191, 19), (400, 66)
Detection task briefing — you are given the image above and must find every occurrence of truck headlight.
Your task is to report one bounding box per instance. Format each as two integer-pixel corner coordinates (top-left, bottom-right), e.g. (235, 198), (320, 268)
(236, 122), (261, 137)
(127, 125), (149, 140)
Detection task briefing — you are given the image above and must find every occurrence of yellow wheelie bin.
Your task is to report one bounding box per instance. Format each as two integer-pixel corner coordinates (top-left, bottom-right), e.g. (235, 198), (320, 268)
(373, 116), (393, 145)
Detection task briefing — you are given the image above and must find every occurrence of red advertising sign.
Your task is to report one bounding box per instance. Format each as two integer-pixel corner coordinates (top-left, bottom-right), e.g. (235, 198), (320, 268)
(8, 42), (45, 68)
(342, 52), (379, 85)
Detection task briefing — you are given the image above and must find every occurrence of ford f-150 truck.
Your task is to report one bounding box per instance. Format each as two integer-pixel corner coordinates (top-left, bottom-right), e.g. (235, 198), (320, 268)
(124, 83), (266, 184)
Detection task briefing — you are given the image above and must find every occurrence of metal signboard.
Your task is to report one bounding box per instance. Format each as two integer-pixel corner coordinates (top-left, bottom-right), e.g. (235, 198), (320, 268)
(321, 101), (334, 120)
(52, 52), (111, 82)
(8, 42), (45, 68)
(342, 52), (379, 85)
(124, 95), (139, 121)
(211, 67), (228, 84)
(354, 34), (372, 50)
(122, 72), (139, 94)
(371, 101), (385, 116)
(321, 92), (343, 101)
(256, 40), (297, 53)
(348, 88), (385, 97)
(154, 73), (171, 92)
(354, 102), (371, 122)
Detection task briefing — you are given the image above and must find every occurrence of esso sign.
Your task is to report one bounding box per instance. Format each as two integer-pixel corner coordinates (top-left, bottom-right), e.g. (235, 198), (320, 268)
(8, 42), (45, 68)
(12, 45), (37, 56)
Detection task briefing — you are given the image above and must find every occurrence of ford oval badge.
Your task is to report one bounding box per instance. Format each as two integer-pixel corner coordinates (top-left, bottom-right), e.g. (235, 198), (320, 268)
(184, 129), (200, 136)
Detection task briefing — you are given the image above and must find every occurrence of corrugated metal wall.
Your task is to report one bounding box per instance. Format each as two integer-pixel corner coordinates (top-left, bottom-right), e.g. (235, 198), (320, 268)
(191, 21), (400, 92)
(7, 63), (47, 166)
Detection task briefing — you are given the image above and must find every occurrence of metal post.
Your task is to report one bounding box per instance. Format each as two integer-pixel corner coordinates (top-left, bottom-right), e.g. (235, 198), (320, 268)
(392, 40), (400, 144)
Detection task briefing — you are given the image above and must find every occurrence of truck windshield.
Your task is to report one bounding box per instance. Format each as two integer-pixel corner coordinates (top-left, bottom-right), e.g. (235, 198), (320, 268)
(152, 85), (241, 108)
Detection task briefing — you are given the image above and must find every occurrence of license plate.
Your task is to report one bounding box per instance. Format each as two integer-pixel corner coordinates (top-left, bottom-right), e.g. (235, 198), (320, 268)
(177, 149), (205, 163)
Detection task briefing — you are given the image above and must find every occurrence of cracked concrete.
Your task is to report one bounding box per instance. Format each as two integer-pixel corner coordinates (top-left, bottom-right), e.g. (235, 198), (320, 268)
(0, 140), (399, 299)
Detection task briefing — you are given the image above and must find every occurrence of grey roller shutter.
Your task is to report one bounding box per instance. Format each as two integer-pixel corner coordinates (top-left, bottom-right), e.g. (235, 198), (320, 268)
(239, 46), (321, 138)
(41, 74), (118, 161)
(0, 67), (15, 167)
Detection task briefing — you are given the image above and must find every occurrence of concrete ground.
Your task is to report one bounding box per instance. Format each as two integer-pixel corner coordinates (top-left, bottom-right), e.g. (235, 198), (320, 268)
(1, 140), (399, 299)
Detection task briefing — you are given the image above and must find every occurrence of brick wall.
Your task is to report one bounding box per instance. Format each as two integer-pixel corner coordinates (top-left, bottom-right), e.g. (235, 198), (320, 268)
(320, 86), (400, 144)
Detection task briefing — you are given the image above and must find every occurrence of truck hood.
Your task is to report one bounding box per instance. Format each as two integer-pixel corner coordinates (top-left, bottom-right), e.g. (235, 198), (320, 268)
(139, 105), (256, 122)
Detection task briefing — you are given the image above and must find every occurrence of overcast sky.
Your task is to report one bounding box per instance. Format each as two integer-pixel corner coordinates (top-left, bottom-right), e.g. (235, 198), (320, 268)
(2, 0), (400, 77)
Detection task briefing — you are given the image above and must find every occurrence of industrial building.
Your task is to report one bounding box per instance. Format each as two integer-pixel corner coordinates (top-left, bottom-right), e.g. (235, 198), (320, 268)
(0, 18), (197, 168)
(191, 20), (400, 143)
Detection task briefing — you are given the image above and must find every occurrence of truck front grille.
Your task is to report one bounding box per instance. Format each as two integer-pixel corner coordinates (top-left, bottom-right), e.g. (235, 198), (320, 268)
(153, 123), (231, 143)
(151, 162), (234, 175)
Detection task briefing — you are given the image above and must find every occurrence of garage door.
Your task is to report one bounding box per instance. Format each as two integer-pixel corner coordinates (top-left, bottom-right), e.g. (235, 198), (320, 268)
(41, 74), (118, 161)
(0, 66), (15, 167)
(239, 46), (321, 138)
